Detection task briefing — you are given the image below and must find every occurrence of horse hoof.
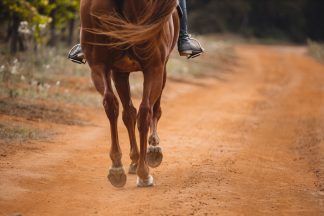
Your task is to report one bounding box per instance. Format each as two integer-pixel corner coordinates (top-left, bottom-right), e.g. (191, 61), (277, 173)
(107, 167), (127, 188)
(146, 146), (163, 168)
(137, 175), (154, 187)
(128, 163), (137, 174)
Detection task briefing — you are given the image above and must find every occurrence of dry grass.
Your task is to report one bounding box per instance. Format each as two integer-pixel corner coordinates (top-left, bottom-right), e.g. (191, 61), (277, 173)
(0, 123), (45, 143)
(0, 45), (100, 150)
(0, 46), (100, 106)
(0, 35), (236, 151)
(129, 35), (238, 98)
(308, 40), (324, 63)
(0, 99), (85, 125)
(0, 120), (54, 157)
(167, 35), (237, 80)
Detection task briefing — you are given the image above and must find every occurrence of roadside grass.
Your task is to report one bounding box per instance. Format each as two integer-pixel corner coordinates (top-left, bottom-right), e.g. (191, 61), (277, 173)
(0, 123), (44, 143)
(307, 40), (324, 63)
(0, 45), (100, 152)
(167, 35), (237, 80)
(0, 99), (85, 126)
(0, 35), (237, 152)
(0, 45), (99, 106)
(127, 35), (237, 98)
(0, 121), (54, 157)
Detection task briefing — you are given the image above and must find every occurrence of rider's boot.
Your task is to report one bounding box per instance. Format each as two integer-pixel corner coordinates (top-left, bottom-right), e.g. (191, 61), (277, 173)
(178, 0), (204, 58)
(68, 44), (86, 64)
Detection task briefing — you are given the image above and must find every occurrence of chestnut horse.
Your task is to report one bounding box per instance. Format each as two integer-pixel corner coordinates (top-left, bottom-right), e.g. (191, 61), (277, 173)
(80, 0), (179, 187)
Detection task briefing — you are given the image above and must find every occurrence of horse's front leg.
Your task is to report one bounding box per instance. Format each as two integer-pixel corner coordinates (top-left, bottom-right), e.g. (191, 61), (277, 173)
(100, 67), (127, 188)
(137, 66), (164, 187)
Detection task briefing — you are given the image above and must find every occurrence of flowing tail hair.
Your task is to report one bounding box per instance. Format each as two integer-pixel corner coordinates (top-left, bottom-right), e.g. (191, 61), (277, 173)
(82, 0), (178, 50)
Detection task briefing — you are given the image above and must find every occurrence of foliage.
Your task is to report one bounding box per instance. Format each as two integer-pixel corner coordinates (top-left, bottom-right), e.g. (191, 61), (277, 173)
(0, 0), (51, 27)
(0, 0), (79, 25)
(47, 0), (79, 29)
(0, 0), (80, 50)
(187, 0), (324, 42)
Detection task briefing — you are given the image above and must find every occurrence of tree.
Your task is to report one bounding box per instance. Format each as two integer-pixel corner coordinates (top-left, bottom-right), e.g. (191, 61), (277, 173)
(47, 0), (79, 46)
(0, 0), (80, 52)
(0, 0), (51, 53)
(186, 0), (324, 42)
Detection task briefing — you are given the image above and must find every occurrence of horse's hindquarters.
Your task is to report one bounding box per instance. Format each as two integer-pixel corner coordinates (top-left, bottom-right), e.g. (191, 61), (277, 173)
(80, 0), (179, 187)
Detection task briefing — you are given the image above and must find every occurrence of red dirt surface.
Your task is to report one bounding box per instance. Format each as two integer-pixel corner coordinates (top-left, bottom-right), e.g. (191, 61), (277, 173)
(0, 45), (323, 215)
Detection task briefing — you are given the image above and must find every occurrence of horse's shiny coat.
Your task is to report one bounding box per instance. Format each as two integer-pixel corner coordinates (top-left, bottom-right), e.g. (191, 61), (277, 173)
(80, 0), (179, 187)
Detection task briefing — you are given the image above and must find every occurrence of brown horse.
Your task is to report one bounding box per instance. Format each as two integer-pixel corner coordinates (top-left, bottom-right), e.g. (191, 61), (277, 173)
(80, 0), (179, 187)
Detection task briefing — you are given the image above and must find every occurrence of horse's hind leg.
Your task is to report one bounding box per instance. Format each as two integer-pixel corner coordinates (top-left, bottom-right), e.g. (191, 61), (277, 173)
(98, 67), (127, 188)
(112, 71), (139, 174)
(147, 69), (166, 168)
(137, 66), (165, 187)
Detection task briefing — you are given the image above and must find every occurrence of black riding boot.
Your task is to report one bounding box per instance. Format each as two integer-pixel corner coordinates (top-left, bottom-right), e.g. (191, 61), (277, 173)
(178, 0), (204, 58)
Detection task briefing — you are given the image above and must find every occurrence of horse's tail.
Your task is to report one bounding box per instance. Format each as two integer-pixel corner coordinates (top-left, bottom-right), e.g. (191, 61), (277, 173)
(83, 0), (178, 49)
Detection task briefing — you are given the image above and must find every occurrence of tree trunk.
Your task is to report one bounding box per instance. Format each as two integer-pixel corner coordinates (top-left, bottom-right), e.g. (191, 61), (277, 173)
(48, 15), (57, 46)
(67, 18), (75, 46)
(10, 15), (20, 54)
(48, 0), (57, 46)
(18, 36), (26, 52)
(5, 20), (12, 42)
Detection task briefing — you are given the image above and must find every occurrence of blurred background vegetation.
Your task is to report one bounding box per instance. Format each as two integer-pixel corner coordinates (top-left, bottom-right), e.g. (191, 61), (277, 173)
(1, 0), (324, 54)
(187, 0), (324, 43)
(0, 0), (323, 103)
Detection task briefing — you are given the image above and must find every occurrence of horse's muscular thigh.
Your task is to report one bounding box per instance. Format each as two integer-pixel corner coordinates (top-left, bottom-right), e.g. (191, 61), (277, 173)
(91, 71), (104, 95)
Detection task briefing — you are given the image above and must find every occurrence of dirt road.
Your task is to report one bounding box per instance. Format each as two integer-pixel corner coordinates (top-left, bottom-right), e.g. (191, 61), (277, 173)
(1, 45), (324, 215)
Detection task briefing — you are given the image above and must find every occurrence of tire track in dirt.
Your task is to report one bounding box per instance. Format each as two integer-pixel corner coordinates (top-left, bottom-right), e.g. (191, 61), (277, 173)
(0, 45), (323, 215)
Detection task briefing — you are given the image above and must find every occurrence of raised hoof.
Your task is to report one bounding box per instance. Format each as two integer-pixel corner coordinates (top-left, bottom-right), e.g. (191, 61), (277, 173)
(107, 167), (127, 188)
(128, 163), (138, 174)
(137, 175), (154, 187)
(146, 145), (163, 168)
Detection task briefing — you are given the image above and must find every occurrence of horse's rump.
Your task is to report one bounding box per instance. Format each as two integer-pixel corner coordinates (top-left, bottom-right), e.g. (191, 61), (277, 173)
(81, 0), (178, 52)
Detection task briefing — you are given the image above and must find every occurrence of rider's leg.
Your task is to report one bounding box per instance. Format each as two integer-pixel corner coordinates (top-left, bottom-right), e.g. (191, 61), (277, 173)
(178, 0), (204, 58)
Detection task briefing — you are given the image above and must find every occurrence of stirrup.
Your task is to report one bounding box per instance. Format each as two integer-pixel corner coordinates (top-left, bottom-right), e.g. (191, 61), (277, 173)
(178, 36), (204, 59)
(67, 44), (86, 64)
(188, 53), (202, 59)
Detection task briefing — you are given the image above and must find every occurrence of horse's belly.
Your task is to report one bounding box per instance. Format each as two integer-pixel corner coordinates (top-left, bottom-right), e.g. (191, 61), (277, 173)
(113, 55), (142, 72)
